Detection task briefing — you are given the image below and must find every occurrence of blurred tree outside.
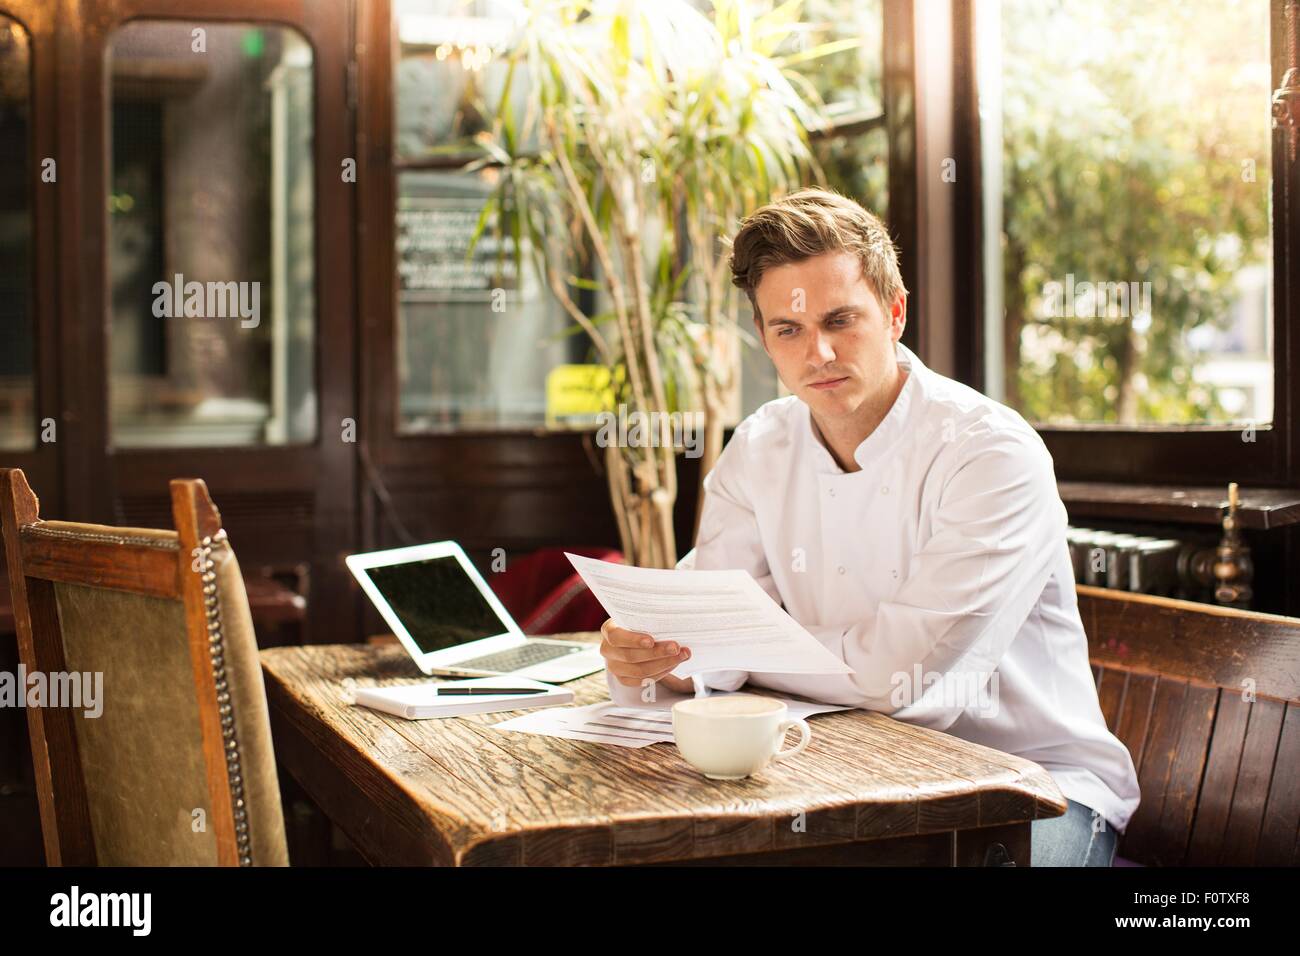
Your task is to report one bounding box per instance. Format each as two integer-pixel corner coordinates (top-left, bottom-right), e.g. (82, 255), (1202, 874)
(989, 0), (1273, 426)
(793, 0), (887, 215)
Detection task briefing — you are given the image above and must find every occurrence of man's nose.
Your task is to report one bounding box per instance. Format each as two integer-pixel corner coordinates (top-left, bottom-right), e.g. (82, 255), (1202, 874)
(806, 328), (835, 366)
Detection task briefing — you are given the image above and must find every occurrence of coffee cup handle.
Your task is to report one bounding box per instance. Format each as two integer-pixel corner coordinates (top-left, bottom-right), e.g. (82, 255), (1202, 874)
(771, 718), (811, 763)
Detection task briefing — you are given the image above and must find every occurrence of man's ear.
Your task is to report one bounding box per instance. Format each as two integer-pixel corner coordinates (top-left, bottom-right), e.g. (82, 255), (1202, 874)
(889, 292), (908, 342)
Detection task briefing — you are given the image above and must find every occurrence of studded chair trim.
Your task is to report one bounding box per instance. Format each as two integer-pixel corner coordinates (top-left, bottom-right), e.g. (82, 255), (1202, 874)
(195, 529), (256, 866)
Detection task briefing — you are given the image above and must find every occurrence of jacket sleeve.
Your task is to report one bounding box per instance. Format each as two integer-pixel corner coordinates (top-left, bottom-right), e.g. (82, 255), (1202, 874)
(747, 432), (1067, 729)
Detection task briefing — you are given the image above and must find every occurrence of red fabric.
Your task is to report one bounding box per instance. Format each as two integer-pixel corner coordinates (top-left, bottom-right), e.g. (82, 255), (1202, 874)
(489, 547), (623, 635)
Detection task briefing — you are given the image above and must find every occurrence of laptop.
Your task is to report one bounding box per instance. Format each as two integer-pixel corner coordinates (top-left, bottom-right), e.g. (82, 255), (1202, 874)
(346, 541), (605, 682)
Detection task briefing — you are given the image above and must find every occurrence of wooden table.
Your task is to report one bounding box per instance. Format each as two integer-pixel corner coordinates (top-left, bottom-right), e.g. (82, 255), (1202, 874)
(260, 636), (1067, 866)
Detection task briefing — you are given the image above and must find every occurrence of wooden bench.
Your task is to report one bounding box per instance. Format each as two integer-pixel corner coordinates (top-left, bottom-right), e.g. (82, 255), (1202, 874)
(1078, 585), (1300, 866)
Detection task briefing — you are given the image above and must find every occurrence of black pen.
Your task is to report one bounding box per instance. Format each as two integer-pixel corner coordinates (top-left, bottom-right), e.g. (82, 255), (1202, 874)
(433, 687), (550, 696)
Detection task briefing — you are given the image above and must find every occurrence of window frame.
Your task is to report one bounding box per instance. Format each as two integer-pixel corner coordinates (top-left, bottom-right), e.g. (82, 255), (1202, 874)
(68, 0), (358, 643)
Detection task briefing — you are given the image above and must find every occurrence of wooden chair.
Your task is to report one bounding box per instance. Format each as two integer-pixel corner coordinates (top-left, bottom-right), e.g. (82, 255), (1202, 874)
(1079, 585), (1300, 866)
(0, 468), (288, 866)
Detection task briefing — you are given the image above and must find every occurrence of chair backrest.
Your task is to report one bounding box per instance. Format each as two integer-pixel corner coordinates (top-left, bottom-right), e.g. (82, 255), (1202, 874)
(1078, 584), (1300, 866)
(0, 468), (288, 866)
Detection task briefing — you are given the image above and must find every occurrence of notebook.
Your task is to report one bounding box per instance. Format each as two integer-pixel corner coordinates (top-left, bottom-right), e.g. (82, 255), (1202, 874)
(352, 676), (573, 720)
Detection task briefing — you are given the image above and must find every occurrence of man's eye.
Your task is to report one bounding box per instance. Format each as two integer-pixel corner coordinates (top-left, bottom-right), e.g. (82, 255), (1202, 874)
(777, 327), (796, 337)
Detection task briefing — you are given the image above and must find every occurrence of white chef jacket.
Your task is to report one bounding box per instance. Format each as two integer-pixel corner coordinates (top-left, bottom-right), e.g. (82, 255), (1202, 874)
(605, 341), (1141, 833)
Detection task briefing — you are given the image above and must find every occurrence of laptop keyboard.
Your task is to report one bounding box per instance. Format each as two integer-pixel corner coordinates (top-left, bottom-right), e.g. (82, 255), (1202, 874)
(454, 642), (585, 673)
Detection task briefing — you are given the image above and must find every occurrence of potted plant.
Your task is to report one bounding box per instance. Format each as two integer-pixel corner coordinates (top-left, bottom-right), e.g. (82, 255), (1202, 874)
(470, 0), (852, 567)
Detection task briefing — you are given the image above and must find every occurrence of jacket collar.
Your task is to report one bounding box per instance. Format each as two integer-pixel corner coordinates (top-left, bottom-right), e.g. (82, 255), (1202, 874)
(802, 341), (926, 474)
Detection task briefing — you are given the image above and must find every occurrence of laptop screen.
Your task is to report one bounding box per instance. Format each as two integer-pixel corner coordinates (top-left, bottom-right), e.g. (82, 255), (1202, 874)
(358, 556), (511, 654)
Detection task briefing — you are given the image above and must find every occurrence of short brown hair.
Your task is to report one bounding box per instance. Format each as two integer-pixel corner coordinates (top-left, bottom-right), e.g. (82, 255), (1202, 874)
(727, 187), (906, 324)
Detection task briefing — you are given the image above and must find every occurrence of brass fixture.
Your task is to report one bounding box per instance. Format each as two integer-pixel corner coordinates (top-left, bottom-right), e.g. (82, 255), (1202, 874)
(1275, 1), (1300, 161)
(1213, 483), (1254, 608)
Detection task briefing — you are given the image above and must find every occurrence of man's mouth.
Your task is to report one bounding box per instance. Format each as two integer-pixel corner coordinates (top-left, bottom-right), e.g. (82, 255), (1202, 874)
(809, 376), (849, 390)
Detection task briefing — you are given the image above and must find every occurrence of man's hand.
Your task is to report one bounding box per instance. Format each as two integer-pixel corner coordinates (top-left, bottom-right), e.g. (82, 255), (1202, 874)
(600, 619), (692, 693)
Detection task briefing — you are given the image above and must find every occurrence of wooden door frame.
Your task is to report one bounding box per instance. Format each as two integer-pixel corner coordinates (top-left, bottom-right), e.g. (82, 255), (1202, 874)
(53, 0), (360, 641)
(0, 1), (62, 517)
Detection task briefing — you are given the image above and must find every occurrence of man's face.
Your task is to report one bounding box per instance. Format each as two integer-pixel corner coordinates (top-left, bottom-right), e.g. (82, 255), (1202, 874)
(753, 250), (907, 422)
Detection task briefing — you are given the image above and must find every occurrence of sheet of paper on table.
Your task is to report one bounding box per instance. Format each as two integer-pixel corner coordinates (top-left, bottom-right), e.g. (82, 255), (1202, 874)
(563, 552), (855, 678)
(490, 689), (853, 748)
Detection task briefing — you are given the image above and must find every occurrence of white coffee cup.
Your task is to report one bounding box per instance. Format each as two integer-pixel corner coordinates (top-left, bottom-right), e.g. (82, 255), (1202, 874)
(671, 693), (812, 780)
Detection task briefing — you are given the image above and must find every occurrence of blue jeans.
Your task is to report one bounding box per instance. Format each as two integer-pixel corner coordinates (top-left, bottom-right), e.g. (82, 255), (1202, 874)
(1030, 798), (1117, 866)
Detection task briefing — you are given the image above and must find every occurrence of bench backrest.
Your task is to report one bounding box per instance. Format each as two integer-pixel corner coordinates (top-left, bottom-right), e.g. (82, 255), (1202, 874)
(1078, 585), (1300, 866)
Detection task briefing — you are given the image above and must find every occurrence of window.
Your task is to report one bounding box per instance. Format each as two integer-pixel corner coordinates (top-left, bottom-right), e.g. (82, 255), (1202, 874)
(0, 15), (32, 450)
(393, 167), (571, 430)
(391, 0), (892, 430)
(106, 21), (317, 447)
(393, 0), (577, 432)
(978, 0), (1274, 428)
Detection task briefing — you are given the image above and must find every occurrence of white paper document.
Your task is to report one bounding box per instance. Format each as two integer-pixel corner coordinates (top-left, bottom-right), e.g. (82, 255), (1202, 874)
(564, 552), (855, 678)
(491, 689), (852, 748)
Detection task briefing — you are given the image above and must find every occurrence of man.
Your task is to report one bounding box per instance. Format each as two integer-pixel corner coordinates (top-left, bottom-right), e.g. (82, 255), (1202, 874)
(600, 187), (1139, 866)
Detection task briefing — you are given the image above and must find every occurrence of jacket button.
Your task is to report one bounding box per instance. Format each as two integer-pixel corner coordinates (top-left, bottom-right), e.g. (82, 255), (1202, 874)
(837, 566), (846, 575)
